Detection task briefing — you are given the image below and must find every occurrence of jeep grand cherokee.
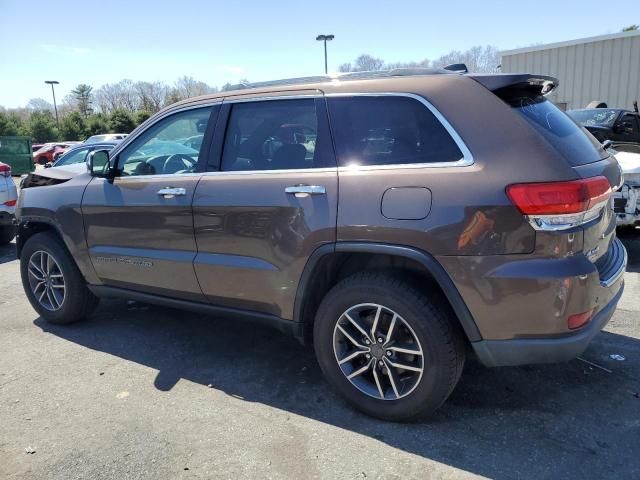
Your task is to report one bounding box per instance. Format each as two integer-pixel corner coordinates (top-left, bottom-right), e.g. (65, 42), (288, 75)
(16, 68), (626, 421)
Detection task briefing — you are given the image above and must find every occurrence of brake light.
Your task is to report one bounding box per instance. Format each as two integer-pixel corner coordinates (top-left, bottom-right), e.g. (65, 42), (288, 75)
(568, 309), (594, 330)
(0, 164), (11, 177)
(506, 176), (612, 230)
(4, 200), (16, 207)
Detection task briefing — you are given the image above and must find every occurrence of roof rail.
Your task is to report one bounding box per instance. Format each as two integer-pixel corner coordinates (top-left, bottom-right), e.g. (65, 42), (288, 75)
(223, 67), (458, 92)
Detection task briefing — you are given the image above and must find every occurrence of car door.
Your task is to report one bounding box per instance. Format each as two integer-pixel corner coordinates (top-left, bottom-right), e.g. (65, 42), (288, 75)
(613, 113), (640, 143)
(82, 104), (219, 301)
(192, 94), (338, 319)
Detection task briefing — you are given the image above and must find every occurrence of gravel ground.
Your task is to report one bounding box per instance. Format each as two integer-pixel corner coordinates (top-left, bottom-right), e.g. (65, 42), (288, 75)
(1, 231), (639, 479)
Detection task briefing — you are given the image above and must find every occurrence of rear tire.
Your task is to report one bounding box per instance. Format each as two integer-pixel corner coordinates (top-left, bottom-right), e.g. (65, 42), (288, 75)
(313, 272), (465, 421)
(20, 232), (98, 324)
(0, 226), (15, 245)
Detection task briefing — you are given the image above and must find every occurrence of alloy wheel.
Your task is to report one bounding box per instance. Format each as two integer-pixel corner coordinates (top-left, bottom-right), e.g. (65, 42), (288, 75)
(27, 250), (66, 311)
(332, 303), (424, 400)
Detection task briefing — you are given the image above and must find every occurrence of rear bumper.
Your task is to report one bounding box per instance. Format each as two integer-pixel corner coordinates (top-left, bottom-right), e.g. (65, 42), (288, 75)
(472, 280), (624, 367)
(0, 210), (15, 226)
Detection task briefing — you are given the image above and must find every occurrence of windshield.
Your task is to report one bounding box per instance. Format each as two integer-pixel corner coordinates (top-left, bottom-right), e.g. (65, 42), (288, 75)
(84, 135), (108, 144)
(567, 109), (619, 128)
(513, 98), (605, 166)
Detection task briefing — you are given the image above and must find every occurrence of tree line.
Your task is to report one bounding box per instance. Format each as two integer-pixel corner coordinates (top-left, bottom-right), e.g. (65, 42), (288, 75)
(0, 75), (246, 144)
(0, 45), (501, 143)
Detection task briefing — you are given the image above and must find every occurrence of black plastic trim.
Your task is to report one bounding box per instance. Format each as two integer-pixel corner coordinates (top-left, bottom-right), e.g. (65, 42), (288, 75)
(88, 285), (303, 338)
(293, 242), (482, 342)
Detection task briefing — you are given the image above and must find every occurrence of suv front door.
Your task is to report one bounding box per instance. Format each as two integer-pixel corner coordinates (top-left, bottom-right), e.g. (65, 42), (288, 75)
(82, 105), (218, 301)
(192, 95), (337, 319)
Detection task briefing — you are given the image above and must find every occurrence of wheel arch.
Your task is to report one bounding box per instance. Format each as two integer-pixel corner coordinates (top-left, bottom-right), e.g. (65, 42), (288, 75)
(293, 242), (482, 345)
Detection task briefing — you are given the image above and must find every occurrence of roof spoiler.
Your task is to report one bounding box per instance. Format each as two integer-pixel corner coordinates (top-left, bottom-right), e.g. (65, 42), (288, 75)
(469, 73), (559, 97)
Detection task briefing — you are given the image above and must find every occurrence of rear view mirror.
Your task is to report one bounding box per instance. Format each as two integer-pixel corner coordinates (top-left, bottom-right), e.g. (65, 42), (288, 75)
(87, 150), (111, 176)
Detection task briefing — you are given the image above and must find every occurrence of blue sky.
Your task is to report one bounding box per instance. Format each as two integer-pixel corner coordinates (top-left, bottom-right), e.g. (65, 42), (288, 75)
(1, 0), (637, 108)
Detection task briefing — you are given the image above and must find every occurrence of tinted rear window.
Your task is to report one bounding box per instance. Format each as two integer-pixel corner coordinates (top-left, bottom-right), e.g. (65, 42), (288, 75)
(511, 97), (605, 166)
(327, 96), (463, 167)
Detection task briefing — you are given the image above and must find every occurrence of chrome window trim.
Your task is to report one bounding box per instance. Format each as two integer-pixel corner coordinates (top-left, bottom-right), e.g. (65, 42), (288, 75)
(325, 92), (474, 169)
(108, 91), (473, 178)
(221, 93), (323, 104)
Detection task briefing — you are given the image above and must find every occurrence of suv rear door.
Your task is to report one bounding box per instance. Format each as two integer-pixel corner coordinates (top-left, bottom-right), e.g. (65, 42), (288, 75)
(192, 93), (338, 319)
(81, 104), (219, 301)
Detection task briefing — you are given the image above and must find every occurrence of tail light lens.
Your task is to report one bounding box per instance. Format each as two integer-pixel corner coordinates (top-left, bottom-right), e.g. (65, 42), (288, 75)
(568, 309), (594, 330)
(0, 164), (11, 177)
(3, 200), (16, 207)
(506, 176), (612, 230)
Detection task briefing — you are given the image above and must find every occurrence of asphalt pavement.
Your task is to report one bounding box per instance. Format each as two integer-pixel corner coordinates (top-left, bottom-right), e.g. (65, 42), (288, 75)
(1, 230), (639, 479)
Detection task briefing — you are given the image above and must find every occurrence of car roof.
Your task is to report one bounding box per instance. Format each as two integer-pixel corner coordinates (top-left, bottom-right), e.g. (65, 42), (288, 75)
(65, 141), (119, 152)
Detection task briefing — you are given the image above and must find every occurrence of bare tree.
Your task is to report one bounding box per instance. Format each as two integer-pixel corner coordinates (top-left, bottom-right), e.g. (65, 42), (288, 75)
(338, 54), (385, 72)
(431, 45), (500, 73)
(26, 98), (53, 112)
(135, 81), (167, 113)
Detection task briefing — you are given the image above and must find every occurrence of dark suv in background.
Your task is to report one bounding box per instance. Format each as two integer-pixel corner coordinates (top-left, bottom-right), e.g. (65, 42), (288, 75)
(16, 69), (626, 421)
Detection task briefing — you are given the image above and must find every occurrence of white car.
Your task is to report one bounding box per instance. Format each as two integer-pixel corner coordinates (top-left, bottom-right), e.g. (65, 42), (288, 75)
(0, 162), (18, 244)
(611, 144), (640, 227)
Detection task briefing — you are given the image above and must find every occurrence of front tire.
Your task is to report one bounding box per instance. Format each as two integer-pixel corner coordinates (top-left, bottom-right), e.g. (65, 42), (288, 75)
(20, 232), (98, 324)
(313, 272), (465, 421)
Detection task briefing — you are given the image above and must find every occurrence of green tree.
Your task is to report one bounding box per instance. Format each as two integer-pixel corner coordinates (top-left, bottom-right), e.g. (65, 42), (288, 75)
(622, 24), (639, 31)
(71, 84), (94, 117)
(109, 109), (135, 133)
(0, 112), (23, 136)
(134, 110), (151, 127)
(59, 112), (87, 141)
(85, 114), (110, 136)
(29, 111), (59, 143)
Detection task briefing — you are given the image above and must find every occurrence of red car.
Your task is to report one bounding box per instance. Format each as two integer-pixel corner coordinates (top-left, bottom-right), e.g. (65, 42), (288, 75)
(33, 142), (80, 165)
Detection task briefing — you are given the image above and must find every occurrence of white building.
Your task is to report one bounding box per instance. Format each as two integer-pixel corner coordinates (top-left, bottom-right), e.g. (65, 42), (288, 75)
(500, 30), (640, 111)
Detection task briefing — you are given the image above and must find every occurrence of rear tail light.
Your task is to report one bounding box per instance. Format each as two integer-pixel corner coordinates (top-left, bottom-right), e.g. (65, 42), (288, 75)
(568, 309), (594, 330)
(506, 176), (612, 231)
(3, 200), (16, 207)
(0, 164), (11, 177)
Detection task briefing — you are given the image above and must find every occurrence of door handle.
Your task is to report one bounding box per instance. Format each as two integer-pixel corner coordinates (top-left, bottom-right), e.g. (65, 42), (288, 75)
(284, 185), (326, 196)
(157, 187), (186, 198)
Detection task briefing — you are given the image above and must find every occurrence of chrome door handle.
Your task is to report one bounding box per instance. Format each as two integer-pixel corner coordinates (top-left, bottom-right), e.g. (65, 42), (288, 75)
(284, 185), (326, 196)
(157, 187), (186, 198)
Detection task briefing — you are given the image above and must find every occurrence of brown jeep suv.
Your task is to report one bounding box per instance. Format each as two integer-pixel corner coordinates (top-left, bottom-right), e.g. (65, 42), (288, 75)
(16, 69), (627, 421)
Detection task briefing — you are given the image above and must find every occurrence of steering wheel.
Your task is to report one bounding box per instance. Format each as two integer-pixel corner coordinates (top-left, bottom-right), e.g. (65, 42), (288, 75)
(163, 154), (197, 174)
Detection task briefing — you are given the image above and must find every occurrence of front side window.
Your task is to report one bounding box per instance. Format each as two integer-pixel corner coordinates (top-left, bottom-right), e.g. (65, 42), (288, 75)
(118, 106), (214, 176)
(620, 114), (639, 137)
(221, 98), (333, 171)
(327, 96), (463, 167)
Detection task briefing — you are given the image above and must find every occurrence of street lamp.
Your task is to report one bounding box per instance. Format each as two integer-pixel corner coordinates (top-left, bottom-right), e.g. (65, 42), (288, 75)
(316, 34), (335, 74)
(44, 80), (60, 129)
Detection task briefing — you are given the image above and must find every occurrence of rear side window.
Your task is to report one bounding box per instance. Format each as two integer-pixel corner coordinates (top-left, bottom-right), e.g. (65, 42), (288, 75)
(327, 96), (463, 167)
(510, 97), (605, 166)
(221, 98), (334, 171)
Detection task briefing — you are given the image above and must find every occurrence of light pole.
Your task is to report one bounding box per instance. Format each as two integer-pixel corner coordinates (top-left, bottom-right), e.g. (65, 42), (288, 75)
(44, 80), (60, 129)
(316, 34), (334, 74)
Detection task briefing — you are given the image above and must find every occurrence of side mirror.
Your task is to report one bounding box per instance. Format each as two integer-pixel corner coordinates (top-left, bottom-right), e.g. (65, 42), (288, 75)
(613, 123), (626, 134)
(87, 150), (112, 176)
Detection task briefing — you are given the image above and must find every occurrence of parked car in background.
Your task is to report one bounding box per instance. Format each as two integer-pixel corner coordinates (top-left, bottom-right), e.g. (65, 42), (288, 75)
(49, 141), (120, 168)
(31, 143), (43, 154)
(610, 142), (640, 227)
(33, 142), (81, 165)
(0, 136), (33, 175)
(0, 162), (17, 244)
(16, 69), (626, 421)
(84, 133), (129, 144)
(568, 108), (640, 144)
